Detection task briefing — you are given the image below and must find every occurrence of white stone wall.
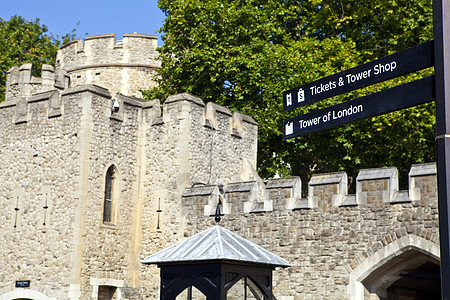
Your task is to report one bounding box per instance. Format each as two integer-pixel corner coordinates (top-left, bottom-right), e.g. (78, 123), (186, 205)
(0, 90), (83, 299)
(0, 79), (259, 299)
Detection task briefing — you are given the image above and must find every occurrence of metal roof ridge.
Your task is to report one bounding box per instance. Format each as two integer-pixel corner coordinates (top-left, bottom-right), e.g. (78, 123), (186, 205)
(179, 226), (215, 258)
(222, 230), (259, 260)
(216, 225), (225, 257)
(217, 226), (289, 266)
(195, 226), (221, 258)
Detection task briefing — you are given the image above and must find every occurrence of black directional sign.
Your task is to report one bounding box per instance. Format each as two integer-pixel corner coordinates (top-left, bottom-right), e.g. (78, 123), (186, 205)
(283, 76), (434, 139)
(281, 2), (450, 298)
(283, 41), (433, 111)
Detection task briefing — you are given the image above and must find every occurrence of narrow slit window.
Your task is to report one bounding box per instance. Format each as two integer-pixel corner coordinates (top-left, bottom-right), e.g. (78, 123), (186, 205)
(103, 166), (117, 224)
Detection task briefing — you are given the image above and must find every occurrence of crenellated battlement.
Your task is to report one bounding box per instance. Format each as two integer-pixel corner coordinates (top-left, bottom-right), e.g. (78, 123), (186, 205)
(0, 84), (258, 169)
(183, 163), (437, 216)
(159, 92), (257, 135)
(5, 63), (70, 102)
(54, 33), (160, 97)
(4, 32), (159, 103)
(56, 33), (159, 70)
(3, 59), (254, 150)
(180, 163), (439, 300)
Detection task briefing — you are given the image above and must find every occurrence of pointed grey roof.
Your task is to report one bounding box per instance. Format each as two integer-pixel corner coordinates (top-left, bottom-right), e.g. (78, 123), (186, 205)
(141, 225), (290, 268)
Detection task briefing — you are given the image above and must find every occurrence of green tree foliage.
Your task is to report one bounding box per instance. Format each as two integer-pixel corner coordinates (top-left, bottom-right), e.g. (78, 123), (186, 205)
(146, 0), (435, 188)
(0, 16), (61, 101)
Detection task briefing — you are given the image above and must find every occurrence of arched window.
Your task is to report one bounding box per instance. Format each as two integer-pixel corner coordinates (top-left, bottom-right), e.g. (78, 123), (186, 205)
(103, 165), (118, 224)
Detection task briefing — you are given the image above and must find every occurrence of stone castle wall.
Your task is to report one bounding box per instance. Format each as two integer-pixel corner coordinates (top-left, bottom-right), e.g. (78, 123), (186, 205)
(181, 163), (439, 299)
(0, 88), (84, 299)
(0, 64), (259, 299)
(138, 93), (259, 298)
(5, 63), (70, 101)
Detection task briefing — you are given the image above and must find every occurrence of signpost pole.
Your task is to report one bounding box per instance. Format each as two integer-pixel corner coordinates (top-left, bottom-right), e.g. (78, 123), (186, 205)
(434, 0), (450, 298)
(283, 1), (450, 295)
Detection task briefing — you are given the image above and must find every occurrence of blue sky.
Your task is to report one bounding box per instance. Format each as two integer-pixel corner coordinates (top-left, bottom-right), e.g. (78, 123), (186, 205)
(1, 0), (165, 45)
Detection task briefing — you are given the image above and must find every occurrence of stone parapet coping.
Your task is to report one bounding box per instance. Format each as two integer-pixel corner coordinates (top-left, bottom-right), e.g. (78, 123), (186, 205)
(187, 163), (438, 214)
(266, 177), (301, 189)
(62, 84), (111, 98)
(356, 166), (397, 181)
(183, 185), (218, 197)
(309, 171), (347, 185)
(165, 92), (205, 107)
(67, 63), (161, 72)
(225, 181), (257, 193)
(409, 162), (436, 176)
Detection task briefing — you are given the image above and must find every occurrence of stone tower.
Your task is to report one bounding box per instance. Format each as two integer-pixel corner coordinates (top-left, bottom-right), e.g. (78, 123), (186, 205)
(56, 33), (160, 97)
(1, 33), (260, 300)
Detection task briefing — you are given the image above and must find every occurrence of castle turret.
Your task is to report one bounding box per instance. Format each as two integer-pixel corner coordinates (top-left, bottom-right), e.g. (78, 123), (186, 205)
(5, 63), (70, 101)
(56, 33), (160, 97)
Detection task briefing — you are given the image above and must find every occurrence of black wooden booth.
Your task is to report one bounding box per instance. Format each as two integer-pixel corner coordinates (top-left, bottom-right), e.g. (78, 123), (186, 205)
(142, 217), (290, 300)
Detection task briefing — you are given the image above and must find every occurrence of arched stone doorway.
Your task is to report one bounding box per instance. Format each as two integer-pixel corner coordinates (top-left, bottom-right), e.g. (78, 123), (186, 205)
(362, 250), (440, 299)
(387, 261), (440, 299)
(0, 289), (53, 300)
(347, 235), (441, 300)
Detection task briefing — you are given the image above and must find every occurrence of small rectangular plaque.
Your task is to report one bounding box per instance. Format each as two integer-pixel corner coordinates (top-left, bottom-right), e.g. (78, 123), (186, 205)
(15, 280), (30, 288)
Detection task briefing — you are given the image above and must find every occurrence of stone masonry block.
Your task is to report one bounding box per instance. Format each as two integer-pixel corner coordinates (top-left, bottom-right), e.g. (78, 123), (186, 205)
(202, 101), (231, 130)
(183, 185), (222, 216)
(266, 177), (301, 210)
(14, 97), (28, 124)
(308, 172), (348, 209)
(225, 181), (259, 213)
(356, 167), (398, 204)
(409, 163), (436, 201)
